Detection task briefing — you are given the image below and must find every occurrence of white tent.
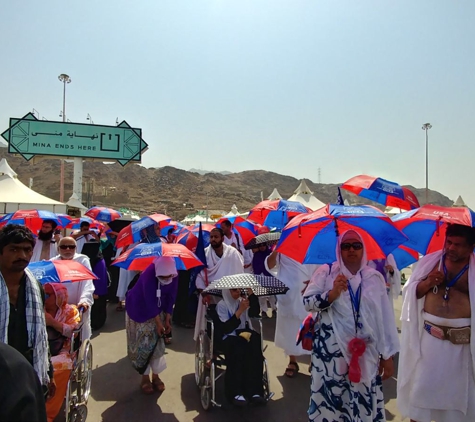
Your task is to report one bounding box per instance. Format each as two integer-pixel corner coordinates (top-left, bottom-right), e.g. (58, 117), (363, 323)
(453, 195), (467, 207)
(384, 206), (403, 216)
(0, 158), (67, 214)
(267, 188), (282, 200)
(222, 204), (249, 219)
(66, 193), (87, 213)
(288, 179), (325, 211)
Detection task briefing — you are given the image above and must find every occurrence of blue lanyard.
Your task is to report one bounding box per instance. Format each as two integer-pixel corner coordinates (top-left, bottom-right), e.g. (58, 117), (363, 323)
(347, 281), (362, 334)
(442, 258), (469, 301)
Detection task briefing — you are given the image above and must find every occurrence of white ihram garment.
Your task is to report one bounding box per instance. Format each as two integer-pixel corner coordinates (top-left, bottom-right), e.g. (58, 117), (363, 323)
(193, 244), (243, 341)
(398, 251), (475, 422)
(265, 253), (318, 356)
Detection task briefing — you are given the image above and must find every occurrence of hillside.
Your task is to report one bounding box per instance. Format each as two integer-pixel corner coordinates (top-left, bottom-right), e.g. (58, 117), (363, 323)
(0, 149), (454, 220)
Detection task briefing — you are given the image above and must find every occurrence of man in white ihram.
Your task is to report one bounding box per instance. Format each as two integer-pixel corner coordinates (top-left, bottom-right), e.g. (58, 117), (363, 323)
(50, 237), (95, 340)
(30, 219), (61, 262)
(193, 228), (243, 341)
(220, 219), (253, 273)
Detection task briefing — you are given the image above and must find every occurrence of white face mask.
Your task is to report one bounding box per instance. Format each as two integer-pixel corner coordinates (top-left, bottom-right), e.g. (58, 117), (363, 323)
(157, 276), (174, 286)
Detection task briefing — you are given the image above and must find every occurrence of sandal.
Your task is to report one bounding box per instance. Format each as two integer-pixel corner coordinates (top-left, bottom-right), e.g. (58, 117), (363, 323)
(285, 361), (299, 378)
(152, 377), (166, 393)
(164, 337), (172, 345)
(141, 381), (154, 395)
(116, 302), (125, 312)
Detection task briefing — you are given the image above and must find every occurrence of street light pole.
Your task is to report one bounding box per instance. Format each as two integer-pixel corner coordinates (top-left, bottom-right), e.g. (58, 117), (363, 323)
(422, 122), (432, 204)
(58, 74), (71, 203)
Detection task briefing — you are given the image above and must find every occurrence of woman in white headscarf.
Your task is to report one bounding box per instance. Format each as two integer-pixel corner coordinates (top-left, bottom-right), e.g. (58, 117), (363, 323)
(303, 230), (399, 422)
(125, 256), (178, 394)
(216, 287), (264, 406)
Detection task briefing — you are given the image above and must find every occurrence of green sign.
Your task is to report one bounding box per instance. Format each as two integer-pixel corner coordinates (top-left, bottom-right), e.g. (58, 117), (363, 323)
(1, 112), (148, 166)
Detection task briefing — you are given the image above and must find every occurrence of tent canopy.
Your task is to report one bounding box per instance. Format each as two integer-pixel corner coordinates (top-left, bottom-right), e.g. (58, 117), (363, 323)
(288, 179), (325, 211)
(267, 188), (282, 200)
(0, 158), (67, 214)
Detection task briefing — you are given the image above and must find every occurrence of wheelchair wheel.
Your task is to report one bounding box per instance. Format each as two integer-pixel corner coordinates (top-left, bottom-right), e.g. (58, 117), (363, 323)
(65, 379), (73, 422)
(195, 333), (205, 387)
(262, 358), (271, 401)
(200, 375), (212, 411)
(78, 340), (93, 404)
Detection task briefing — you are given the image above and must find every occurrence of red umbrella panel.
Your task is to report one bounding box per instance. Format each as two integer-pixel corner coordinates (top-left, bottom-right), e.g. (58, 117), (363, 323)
(85, 206), (122, 223)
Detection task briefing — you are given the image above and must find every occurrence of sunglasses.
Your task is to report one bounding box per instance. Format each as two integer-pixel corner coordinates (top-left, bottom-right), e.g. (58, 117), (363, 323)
(340, 242), (363, 251)
(59, 244), (76, 250)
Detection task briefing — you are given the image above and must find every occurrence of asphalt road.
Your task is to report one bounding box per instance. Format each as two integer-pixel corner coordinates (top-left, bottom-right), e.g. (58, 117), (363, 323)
(74, 298), (405, 422)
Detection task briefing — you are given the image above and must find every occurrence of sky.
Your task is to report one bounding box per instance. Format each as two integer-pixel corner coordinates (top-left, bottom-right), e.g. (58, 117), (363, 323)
(1, 1), (474, 206)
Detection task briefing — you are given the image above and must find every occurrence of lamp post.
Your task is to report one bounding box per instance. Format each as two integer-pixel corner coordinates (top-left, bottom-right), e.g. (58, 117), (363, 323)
(58, 74), (71, 202)
(422, 123), (432, 204)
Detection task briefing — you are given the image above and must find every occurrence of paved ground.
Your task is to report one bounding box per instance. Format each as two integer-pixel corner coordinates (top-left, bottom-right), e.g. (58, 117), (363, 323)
(72, 297), (405, 422)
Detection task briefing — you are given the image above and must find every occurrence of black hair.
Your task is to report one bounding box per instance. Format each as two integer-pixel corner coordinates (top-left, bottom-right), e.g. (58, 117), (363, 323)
(221, 220), (232, 228)
(80, 221), (90, 228)
(167, 228), (174, 235)
(0, 224), (36, 253)
(446, 224), (475, 245)
(211, 227), (224, 237)
(42, 219), (58, 229)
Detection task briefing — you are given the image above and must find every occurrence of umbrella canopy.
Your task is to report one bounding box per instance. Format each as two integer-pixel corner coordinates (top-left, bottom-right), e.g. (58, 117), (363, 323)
(391, 245), (419, 270)
(66, 217), (105, 230)
(276, 204), (408, 264)
(176, 223), (214, 252)
(28, 260), (98, 284)
(85, 206), (122, 223)
(248, 199), (311, 229)
(160, 221), (185, 236)
(113, 242), (204, 271)
(244, 232), (281, 250)
(341, 174), (420, 211)
(0, 209), (65, 231)
(204, 273), (289, 297)
(216, 217), (258, 245)
(115, 213), (172, 249)
(391, 205), (475, 255)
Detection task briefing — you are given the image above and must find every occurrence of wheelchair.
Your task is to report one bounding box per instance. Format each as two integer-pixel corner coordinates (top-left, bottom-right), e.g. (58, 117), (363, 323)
(194, 304), (274, 410)
(64, 312), (93, 422)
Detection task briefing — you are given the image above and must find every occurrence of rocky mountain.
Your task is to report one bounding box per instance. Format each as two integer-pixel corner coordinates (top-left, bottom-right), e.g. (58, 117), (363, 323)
(0, 149), (454, 220)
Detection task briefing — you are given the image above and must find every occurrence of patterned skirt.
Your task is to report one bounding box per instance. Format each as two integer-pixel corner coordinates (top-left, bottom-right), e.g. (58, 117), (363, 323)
(308, 318), (385, 422)
(126, 315), (165, 374)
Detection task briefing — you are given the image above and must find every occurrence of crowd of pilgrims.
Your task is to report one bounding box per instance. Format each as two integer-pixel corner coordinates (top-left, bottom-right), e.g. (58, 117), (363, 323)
(1, 216), (475, 422)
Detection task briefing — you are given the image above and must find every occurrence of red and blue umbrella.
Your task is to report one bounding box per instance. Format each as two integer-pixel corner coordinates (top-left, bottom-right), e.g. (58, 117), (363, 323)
(116, 213), (172, 249)
(216, 216), (258, 245)
(85, 206), (122, 223)
(391, 245), (419, 270)
(66, 217), (105, 231)
(160, 221), (185, 236)
(0, 209), (65, 232)
(28, 260), (98, 284)
(276, 204), (408, 264)
(113, 242), (204, 272)
(341, 174), (420, 211)
(176, 223), (214, 252)
(248, 199), (311, 228)
(391, 205), (475, 255)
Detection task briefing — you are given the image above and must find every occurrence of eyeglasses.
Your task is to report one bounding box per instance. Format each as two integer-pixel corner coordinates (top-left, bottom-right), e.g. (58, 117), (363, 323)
(340, 242), (363, 251)
(59, 245), (76, 250)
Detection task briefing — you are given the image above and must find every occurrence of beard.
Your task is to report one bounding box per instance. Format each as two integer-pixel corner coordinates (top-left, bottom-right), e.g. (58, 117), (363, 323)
(38, 230), (54, 241)
(211, 240), (223, 249)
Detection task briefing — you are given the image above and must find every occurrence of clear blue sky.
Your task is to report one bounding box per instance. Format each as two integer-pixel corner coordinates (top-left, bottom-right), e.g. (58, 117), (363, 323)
(1, 1), (474, 206)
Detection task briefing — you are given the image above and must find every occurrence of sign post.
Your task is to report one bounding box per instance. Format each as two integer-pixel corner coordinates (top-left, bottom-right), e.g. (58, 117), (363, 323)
(1, 113), (148, 203)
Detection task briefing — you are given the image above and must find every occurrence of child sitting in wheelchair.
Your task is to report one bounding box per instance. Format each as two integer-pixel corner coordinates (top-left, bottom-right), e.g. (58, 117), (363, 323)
(43, 282), (80, 422)
(216, 288), (264, 406)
